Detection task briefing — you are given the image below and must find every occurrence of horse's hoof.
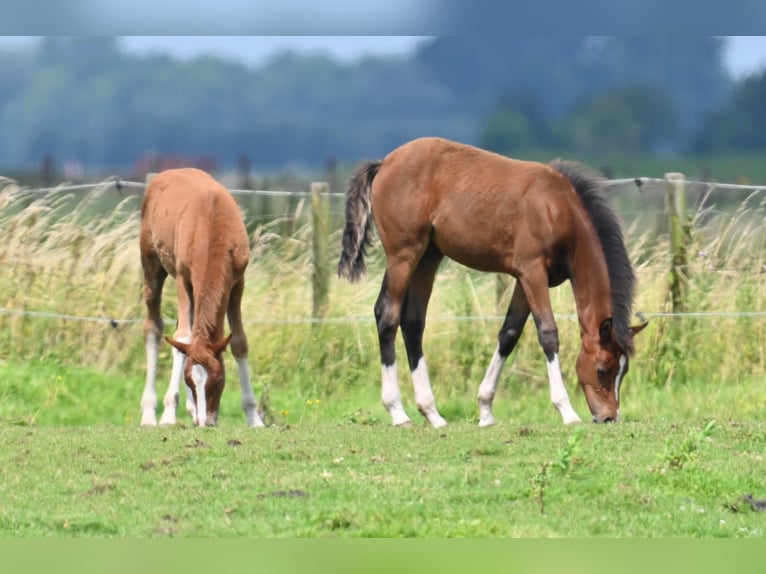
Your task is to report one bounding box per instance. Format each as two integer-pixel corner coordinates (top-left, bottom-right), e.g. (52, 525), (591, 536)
(430, 417), (448, 429)
(140, 414), (158, 427)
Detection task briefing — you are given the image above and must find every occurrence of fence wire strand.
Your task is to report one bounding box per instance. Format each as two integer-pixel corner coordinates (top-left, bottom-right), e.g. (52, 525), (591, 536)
(9, 175), (766, 199)
(1, 306), (765, 328)
(3, 174), (765, 329)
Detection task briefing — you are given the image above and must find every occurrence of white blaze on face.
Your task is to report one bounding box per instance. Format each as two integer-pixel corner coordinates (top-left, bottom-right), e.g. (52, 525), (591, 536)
(191, 363), (209, 426)
(614, 355), (627, 403)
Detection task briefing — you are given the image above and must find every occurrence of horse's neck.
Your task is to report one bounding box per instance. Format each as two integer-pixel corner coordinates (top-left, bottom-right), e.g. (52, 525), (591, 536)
(191, 261), (231, 342)
(569, 228), (613, 339)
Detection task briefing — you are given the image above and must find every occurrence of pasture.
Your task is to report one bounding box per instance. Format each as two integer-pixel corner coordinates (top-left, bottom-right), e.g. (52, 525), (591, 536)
(0, 177), (765, 537)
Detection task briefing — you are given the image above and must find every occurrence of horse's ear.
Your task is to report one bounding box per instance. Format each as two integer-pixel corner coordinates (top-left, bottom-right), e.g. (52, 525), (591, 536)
(211, 334), (233, 357)
(165, 336), (190, 355)
(630, 321), (649, 337)
(598, 318), (613, 345)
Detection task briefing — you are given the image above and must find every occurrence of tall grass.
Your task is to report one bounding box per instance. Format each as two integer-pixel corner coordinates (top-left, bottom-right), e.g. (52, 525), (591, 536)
(1, 179), (764, 426)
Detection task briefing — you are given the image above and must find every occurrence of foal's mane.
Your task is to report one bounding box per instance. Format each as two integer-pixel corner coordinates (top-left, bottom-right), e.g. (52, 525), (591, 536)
(549, 160), (637, 355)
(191, 193), (239, 343)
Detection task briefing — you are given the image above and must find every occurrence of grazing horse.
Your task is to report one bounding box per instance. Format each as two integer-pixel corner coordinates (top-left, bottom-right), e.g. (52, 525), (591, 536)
(139, 168), (264, 427)
(338, 137), (646, 427)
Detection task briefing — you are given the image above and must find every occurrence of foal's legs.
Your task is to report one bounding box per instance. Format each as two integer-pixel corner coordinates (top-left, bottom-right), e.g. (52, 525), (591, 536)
(477, 281), (531, 427)
(158, 277), (194, 425)
(400, 246), (446, 428)
(375, 245), (428, 426)
(517, 266), (581, 424)
(227, 278), (265, 427)
(375, 273), (410, 426)
(140, 253), (167, 426)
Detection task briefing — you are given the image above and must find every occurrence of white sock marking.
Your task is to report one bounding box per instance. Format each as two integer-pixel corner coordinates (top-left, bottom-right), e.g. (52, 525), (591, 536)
(547, 353), (581, 424)
(191, 363), (208, 427)
(159, 346), (187, 425)
(411, 357), (447, 428)
(381, 362), (411, 426)
(236, 356), (265, 427)
(140, 332), (159, 426)
(477, 346), (506, 427)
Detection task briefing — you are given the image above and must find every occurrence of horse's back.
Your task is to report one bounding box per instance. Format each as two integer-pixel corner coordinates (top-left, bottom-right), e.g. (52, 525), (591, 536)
(140, 168), (249, 277)
(371, 138), (577, 273)
(376, 137), (566, 208)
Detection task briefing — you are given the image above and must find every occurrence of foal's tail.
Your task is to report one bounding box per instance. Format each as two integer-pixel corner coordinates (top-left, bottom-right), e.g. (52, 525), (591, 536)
(337, 161), (381, 282)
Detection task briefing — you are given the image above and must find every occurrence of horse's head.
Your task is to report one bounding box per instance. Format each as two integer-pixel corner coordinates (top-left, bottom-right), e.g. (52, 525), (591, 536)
(166, 334), (232, 426)
(576, 318), (647, 423)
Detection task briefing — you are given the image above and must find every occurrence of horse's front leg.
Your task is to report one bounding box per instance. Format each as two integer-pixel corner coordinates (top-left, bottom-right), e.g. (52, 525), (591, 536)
(519, 270), (581, 425)
(477, 281), (530, 427)
(159, 338), (189, 425)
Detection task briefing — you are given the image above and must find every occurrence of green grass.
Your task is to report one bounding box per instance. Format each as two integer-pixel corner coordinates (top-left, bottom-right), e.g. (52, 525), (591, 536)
(1, 402), (765, 537)
(1, 360), (765, 537)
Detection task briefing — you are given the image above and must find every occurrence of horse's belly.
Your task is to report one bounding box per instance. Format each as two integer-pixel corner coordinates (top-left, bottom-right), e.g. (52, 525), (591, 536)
(433, 233), (512, 274)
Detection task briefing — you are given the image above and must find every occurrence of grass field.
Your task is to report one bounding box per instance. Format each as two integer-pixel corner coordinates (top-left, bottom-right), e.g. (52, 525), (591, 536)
(1, 180), (765, 538)
(2, 398), (765, 537)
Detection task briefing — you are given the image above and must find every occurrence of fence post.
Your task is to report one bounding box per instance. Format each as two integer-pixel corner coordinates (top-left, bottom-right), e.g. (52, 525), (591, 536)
(665, 172), (688, 313)
(311, 181), (330, 318)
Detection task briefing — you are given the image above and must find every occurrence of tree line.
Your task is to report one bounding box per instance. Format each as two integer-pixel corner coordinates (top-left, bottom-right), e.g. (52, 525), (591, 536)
(0, 36), (763, 178)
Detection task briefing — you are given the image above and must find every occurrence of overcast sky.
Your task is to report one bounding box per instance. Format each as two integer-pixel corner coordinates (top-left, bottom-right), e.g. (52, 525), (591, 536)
(1, 36), (765, 76)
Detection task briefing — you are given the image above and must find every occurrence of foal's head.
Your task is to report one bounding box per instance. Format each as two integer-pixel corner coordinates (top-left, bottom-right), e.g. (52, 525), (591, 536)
(576, 319), (647, 423)
(166, 335), (232, 426)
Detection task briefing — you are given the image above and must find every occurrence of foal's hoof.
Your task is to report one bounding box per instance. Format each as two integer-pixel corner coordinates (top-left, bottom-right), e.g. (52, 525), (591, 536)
(393, 420), (414, 428)
(140, 413), (158, 427)
(478, 415), (496, 428)
(429, 417), (448, 429)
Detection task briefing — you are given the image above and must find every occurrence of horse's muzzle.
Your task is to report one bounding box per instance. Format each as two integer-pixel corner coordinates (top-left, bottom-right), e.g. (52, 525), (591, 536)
(592, 412), (619, 423)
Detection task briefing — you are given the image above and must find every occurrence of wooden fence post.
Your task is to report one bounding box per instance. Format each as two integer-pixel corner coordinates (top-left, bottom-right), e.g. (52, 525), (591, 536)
(311, 181), (330, 318)
(665, 172), (689, 313)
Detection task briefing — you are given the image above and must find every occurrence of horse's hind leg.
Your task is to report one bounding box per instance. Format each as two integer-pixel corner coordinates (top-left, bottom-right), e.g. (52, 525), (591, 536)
(227, 278), (265, 428)
(477, 280), (530, 427)
(400, 246), (446, 428)
(140, 253), (167, 426)
(375, 273), (411, 426)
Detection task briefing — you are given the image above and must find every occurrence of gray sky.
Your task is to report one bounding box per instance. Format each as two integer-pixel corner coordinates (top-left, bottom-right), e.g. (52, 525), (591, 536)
(1, 36), (765, 76)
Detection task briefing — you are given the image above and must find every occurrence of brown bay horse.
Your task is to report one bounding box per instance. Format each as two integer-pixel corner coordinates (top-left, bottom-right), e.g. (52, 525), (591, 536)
(139, 168), (264, 427)
(338, 137), (646, 427)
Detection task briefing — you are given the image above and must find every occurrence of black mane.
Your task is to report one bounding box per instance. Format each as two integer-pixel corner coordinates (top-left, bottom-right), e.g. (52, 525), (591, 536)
(549, 160), (637, 355)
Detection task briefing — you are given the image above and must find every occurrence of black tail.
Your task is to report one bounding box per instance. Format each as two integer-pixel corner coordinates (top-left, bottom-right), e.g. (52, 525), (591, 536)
(337, 161), (380, 282)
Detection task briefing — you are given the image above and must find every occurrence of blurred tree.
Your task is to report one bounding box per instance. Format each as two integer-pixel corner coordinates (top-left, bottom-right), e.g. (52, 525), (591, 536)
(693, 70), (766, 152)
(562, 84), (680, 154)
(0, 36), (739, 174)
(479, 93), (552, 153)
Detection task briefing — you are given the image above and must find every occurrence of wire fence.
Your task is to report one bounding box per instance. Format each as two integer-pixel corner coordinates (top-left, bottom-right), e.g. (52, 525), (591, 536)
(2, 305), (765, 329)
(2, 173), (765, 327)
(9, 174), (766, 198)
